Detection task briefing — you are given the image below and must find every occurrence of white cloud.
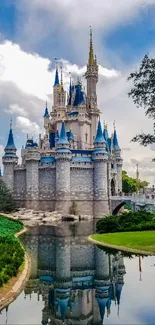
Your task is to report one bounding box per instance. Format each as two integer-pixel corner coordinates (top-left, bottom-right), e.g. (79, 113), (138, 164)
(20, 0), (155, 30)
(0, 41), (52, 100)
(16, 116), (41, 136)
(5, 104), (28, 117)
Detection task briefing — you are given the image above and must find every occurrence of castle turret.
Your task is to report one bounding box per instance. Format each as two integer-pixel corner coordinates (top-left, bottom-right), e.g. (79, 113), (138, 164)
(92, 120), (109, 218)
(53, 64), (66, 117)
(44, 101), (49, 132)
(85, 28), (99, 148)
(85, 28), (98, 109)
(55, 121), (72, 213)
(53, 63), (60, 109)
(43, 102), (50, 150)
(113, 123), (123, 193)
(25, 146), (40, 210)
(2, 121), (18, 191)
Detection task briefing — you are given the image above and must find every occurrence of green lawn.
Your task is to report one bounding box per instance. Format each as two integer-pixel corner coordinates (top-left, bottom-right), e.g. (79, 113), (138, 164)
(0, 215), (24, 287)
(91, 231), (155, 254)
(0, 215), (23, 237)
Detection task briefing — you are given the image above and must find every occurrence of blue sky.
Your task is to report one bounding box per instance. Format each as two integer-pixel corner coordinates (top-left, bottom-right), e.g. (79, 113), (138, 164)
(1, 0), (155, 182)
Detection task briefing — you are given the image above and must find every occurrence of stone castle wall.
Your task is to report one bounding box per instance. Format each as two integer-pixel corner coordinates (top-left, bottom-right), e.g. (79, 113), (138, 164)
(11, 157), (121, 217)
(14, 168), (26, 200)
(70, 167), (93, 200)
(39, 167), (56, 200)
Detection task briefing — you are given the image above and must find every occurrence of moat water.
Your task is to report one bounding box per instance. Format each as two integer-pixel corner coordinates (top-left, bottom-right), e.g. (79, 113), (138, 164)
(0, 221), (155, 325)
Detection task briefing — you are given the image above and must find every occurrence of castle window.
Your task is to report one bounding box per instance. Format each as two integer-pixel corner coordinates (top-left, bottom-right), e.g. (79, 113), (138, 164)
(85, 133), (88, 143)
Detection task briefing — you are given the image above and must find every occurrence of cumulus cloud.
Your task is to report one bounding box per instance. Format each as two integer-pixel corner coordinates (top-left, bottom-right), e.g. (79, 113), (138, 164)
(19, 0), (155, 31)
(16, 117), (41, 136)
(5, 104), (28, 117)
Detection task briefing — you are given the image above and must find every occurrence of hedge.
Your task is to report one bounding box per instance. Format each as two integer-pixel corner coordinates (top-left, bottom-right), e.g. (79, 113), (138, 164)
(96, 211), (155, 234)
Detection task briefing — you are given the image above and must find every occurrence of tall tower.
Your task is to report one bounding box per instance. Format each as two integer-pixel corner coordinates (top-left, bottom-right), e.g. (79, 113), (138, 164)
(25, 148), (40, 210)
(85, 28), (99, 147)
(2, 121), (18, 191)
(53, 64), (66, 111)
(92, 120), (109, 218)
(113, 123), (123, 193)
(55, 121), (72, 213)
(43, 102), (50, 150)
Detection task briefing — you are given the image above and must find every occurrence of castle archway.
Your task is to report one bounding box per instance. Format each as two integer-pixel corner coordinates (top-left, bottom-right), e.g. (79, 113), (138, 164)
(111, 179), (115, 196)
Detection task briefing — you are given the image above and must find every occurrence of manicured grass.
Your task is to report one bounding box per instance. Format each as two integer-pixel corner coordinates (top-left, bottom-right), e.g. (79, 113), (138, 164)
(91, 231), (155, 254)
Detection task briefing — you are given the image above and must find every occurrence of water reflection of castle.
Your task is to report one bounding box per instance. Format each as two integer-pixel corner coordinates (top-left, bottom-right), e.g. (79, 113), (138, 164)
(22, 228), (126, 324)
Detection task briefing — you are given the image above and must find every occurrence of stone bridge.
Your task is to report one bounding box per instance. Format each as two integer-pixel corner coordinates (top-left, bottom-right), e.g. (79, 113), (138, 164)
(111, 195), (155, 215)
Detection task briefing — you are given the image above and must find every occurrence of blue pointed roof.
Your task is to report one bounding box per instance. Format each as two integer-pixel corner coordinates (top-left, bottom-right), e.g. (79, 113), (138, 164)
(113, 129), (120, 151)
(44, 102), (49, 117)
(5, 125), (16, 151)
(67, 130), (74, 141)
(54, 67), (60, 87)
(55, 129), (59, 142)
(57, 297), (69, 322)
(68, 83), (85, 107)
(94, 120), (105, 144)
(103, 125), (109, 151)
(57, 122), (69, 145)
(96, 297), (109, 322)
(103, 125), (108, 140)
(115, 283), (123, 305)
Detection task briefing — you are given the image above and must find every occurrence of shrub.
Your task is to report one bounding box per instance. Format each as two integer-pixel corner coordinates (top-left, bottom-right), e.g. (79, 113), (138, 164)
(96, 211), (155, 234)
(0, 216), (24, 287)
(0, 236), (24, 287)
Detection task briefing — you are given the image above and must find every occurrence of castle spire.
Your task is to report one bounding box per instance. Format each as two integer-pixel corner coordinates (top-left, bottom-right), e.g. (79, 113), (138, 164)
(88, 26), (94, 66)
(113, 122), (120, 151)
(94, 120), (105, 144)
(57, 121), (69, 145)
(54, 59), (60, 87)
(5, 119), (16, 150)
(60, 66), (63, 90)
(43, 101), (49, 118)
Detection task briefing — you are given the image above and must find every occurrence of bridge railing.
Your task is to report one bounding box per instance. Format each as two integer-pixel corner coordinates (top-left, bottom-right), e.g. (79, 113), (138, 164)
(111, 194), (155, 205)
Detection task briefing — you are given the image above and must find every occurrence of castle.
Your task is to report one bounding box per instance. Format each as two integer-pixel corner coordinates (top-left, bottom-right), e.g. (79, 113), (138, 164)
(2, 30), (123, 218)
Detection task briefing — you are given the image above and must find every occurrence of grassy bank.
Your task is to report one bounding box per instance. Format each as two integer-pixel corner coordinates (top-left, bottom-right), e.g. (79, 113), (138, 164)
(0, 215), (24, 287)
(91, 231), (155, 254)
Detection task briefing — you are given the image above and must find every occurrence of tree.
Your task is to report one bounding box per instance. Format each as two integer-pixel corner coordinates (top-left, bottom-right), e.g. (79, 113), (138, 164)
(139, 180), (149, 189)
(127, 54), (155, 146)
(0, 179), (15, 212)
(122, 170), (149, 194)
(122, 171), (138, 194)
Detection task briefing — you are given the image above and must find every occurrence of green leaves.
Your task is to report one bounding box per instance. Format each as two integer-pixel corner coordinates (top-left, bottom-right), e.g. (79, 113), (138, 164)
(127, 54), (155, 146)
(96, 211), (155, 234)
(0, 236), (24, 287)
(122, 170), (149, 194)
